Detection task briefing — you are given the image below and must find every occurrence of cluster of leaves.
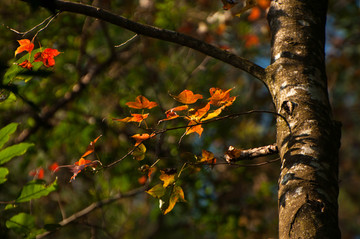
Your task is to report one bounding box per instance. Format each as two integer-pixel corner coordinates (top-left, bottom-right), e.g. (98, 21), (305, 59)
(0, 123), (57, 238)
(110, 88), (236, 214)
(15, 39), (60, 70)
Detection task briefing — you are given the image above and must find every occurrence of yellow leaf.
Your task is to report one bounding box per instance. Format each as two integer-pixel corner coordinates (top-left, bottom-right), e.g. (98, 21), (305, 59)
(146, 183), (165, 198)
(164, 185), (186, 215)
(132, 143), (146, 161)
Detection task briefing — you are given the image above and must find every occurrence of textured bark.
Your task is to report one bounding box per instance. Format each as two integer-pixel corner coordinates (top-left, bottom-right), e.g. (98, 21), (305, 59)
(265, 0), (341, 238)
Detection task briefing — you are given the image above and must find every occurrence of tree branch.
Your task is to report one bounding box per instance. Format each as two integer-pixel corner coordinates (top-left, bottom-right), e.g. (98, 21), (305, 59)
(49, 0), (265, 81)
(224, 144), (278, 162)
(36, 186), (147, 238)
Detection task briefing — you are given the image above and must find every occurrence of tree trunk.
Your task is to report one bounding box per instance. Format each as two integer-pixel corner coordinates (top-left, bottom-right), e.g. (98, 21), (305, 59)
(265, 0), (341, 238)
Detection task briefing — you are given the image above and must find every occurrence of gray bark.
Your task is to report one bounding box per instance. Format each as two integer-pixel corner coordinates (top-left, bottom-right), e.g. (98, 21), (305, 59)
(265, 0), (341, 238)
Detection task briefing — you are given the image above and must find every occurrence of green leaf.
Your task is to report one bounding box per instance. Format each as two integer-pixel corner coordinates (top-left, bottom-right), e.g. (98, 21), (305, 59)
(146, 183), (166, 199)
(0, 123), (18, 149)
(0, 167), (9, 184)
(16, 179), (57, 203)
(6, 212), (35, 235)
(0, 143), (34, 165)
(132, 143), (146, 161)
(6, 212), (46, 238)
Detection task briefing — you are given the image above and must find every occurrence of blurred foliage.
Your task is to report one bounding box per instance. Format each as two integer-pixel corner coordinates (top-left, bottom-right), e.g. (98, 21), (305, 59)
(0, 0), (359, 238)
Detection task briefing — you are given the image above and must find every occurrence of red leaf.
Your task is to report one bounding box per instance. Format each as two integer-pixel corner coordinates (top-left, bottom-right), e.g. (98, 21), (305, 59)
(81, 135), (102, 158)
(258, 0), (270, 9)
(48, 162), (59, 172)
(244, 34), (260, 48)
(18, 60), (33, 70)
(172, 90), (203, 104)
(208, 87), (235, 107)
(15, 39), (34, 56)
(125, 95), (158, 109)
(29, 168), (45, 179)
(34, 48), (60, 67)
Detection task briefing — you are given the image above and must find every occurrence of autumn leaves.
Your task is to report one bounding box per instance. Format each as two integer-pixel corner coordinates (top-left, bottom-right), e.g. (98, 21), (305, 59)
(15, 39), (60, 70)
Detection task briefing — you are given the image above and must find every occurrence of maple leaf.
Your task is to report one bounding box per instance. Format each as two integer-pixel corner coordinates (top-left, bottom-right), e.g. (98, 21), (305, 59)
(18, 60), (33, 70)
(159, 169), (177, 187)
(81, 135), (102, 158)
(187, 103), (211, 122)
(125, 95), (158, 109)
(114, 113), (149, 123)
(159, 105), (188, 123)
(34, 48), (60, 67)
(15, 39), (34, 56)
(186, 120), (203, 137)
(29, 167), (44, 179)
(131, 133), (156, 146)
(172, 90), (203, 104)
(208, 88), (235, 107)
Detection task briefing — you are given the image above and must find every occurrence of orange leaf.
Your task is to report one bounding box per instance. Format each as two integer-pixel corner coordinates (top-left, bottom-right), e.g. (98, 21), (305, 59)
(114, 113), (149, 123)
(258, 0), (270, 9)
(15, 39), (34, 56)
(34, 48), (60, 67)
(172, 90), (203, 104)
(131, 133), (155, 146)
(187, 103), (210, 121)
(18, 60), (33, 70)
(125, 95), (158, 109)
(248, 7), (261, 21)
(138, 175), (147, 185)
(159, 169), (177, 187)
(208, 88), (234, 106)
(164, 185), (186, 215)
(70, 158), (99, 182)
(199, 150), (217, 165)
(81, 135), (102, 158)
(159, 105), (189, 123)
(186, 121), (203, 137)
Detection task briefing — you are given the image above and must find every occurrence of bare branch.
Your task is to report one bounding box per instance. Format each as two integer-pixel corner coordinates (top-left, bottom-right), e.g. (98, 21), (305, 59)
(224, 144), (278, 162)
(36, 186), (147, 239)
(50, 0), (265, 81)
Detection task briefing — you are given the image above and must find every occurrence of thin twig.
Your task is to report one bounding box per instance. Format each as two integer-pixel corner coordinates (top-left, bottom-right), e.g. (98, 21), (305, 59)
(114, 34), (139, 48)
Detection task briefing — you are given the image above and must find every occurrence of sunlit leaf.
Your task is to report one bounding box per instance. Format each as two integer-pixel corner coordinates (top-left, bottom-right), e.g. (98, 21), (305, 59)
(18, 59), (33, 70)
(201, 107), (223, 121)
(34, 48), (61, 67)
(208, 87), (235, 107)
(15, 179), (57, 203)
(186, 121), (203, 137)
(159, 105), (189, 123)
(164, 185), (186, 214)
(0, 143), (34, 165)
(199, 150), (217, 165)
(114, 113), (149, 123)
(0, 123), (18, 149)
(258, 0), (270, 9)
(81, 135), (102, 158)
(172, 90), (203, 104)
(132, 143), (146, 161)
(131, 133), (155, 146)
(159, 169), (177, 187)
(69, 158), (100, 182)
(48, 162), (59, 172)
(0, 167), (9, 184)
(187, 103), (211, 121)
(146, 183), (166, 198)
(14, 39), (34, 56)
(125, 95), (158, 109)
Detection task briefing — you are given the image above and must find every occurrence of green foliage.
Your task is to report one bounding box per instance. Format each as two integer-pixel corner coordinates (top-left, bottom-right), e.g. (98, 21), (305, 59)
(6, 212), (46, 239)
(15, 179), (57, 203)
